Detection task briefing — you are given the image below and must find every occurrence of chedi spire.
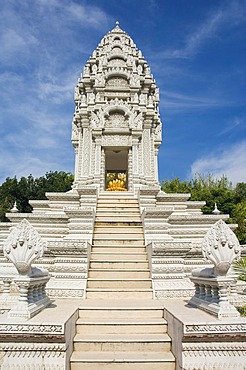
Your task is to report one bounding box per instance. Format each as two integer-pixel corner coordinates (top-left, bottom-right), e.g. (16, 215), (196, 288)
(72, 24), (162, 192)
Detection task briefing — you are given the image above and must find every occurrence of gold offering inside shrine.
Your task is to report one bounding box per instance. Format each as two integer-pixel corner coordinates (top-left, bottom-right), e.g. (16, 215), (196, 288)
(106, 172), (127, 191)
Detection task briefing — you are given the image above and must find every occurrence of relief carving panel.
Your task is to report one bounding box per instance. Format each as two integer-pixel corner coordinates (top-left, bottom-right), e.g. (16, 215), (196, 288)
(102, 134), (131, 146)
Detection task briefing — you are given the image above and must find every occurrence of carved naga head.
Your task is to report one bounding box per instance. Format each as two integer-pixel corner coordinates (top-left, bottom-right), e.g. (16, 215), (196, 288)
(3, 219), (45, 275)
(202, 219), (241, 276)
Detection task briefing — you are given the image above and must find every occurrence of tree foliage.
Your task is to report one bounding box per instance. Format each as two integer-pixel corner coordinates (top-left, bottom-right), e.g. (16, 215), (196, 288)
(162, 175), (246, 244)
(233, 257), (246, 282)
(0, 171), (74, 222)
(0, 172), (245, 244)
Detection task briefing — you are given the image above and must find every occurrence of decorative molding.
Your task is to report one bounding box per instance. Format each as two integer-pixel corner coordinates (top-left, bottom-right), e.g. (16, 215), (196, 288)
(47, 240), (87, 248)
(47, 289), (85, 298)
(182, 342), (246, 352)
(155, 290), (193, 298)
(154, 279), (194, 288)
(182, 364), (246, 370)
(105, 112), (128, 129)
(106, 77), (129, 87)
(152, 265), (184, 273)
(185, 323), (246, 334)
(49, 266), (86, 273)
(44, 248), (87, 256)
(102, 134), (131, 146)
(0, 324), (63, 334)
(169, 214), (229, 224)
(0, 342), (66, 351)
(52, 274), (86, 279)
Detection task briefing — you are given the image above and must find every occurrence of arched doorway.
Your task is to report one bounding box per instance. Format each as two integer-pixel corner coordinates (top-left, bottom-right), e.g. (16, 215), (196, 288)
(105, 148), (128, 191)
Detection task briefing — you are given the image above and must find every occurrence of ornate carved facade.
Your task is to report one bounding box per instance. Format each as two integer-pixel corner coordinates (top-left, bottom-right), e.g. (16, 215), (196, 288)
(72, 22), (161, 191)
(0, 22), (243, 300)
(0, 22), (245, 370)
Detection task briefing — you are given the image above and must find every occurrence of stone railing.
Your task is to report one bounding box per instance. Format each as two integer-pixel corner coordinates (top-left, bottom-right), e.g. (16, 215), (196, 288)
(1, 219), (51, 319)
(189, 219), (241, 319)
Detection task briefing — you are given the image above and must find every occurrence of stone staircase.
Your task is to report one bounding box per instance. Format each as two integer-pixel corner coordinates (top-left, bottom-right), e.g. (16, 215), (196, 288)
(87, 191), (152, 299)
(70, 192), (175, 369)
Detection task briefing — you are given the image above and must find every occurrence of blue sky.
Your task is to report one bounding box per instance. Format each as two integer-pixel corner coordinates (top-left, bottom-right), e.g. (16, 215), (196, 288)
(0, 0), (246, 185)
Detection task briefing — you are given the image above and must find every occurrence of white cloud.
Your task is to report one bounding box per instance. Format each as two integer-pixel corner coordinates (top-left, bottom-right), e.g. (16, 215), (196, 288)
(218, 117), (245, 136)
(161, 90), (223, 110)
(36, 0), (111, 30)
(0, 152), (70, 183)
(0, 9), (39, 65)
(159, 90), (243, 112)
(190, 140), (246, 185)
(160, 1), (246, 59)
(36, 69), (77, 104)
(1, 28), (36, 52)
(0, 0), (112, 66)
(66, 2), (110, 29)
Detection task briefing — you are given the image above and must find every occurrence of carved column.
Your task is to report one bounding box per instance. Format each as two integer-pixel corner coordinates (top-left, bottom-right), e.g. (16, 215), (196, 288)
(77, 127), (83, 179)
(154, 147), (159, 182)
(132, 136), (139, 180)
(100, 148), (105, 190)
(94, 130), (102, 178)
(74, 146), (79, 182)
(138, 137), (143, 182)
(128, 148), (133, 191)
(142, 121), (152, 181)
(93, 133), (102, 188)
(81, 119), (91, 181)
(150, 133), (155, 178)
(89, 140), (95, 182)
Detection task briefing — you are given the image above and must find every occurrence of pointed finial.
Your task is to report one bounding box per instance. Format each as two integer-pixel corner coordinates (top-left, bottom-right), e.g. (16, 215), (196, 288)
(116, 21), (119, 26)
(212, 202), (220, 215)
(11, 201), (19, 213)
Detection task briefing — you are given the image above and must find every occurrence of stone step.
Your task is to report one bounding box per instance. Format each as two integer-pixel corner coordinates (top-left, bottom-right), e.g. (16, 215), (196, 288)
(76, 318), (167, 334)
(88, 269), (150, 279)
(90, 252), (147, 261)
(95, 212), (141, 216)
(99, 192), (135, 197)
(91, 246), (146, 253)
(97, 210), (141, 213)
(93, 232), (144, 237)
(70, 351), (175, 370)
(71, 352), (175, 370)
(96, 221), (142, 226)
(88, 269), (150, 278)
(90, 261), (149, 269)
(93, 234), (144, 240)
(98, 199), (139, 204)
(73, 333), (171, 352)
(96, 209), (140, 214)
(78, 306), (164, 319)
(86, 289), (153, 299)
(93, 239), (145, 246)
(94, 226), (143, 232)
(97, 203), (139, 208)
(95, 218), (142, 223)
(92, 242), (145, 246)
(87, 278), (152, 289)
(96, 212), (140, 217)
(98, 192), (136, 197)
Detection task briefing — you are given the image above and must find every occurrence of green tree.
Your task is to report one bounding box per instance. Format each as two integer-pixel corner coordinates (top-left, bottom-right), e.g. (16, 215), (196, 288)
(234, 183), (246, 201)
(0, 177), (19, 221)
(232, 201), (246, 244)
(0, 171), (74, 222)
(234, 257), (246, 282)
(162, 175), (245, 244)
(33, 171), (74, 199)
